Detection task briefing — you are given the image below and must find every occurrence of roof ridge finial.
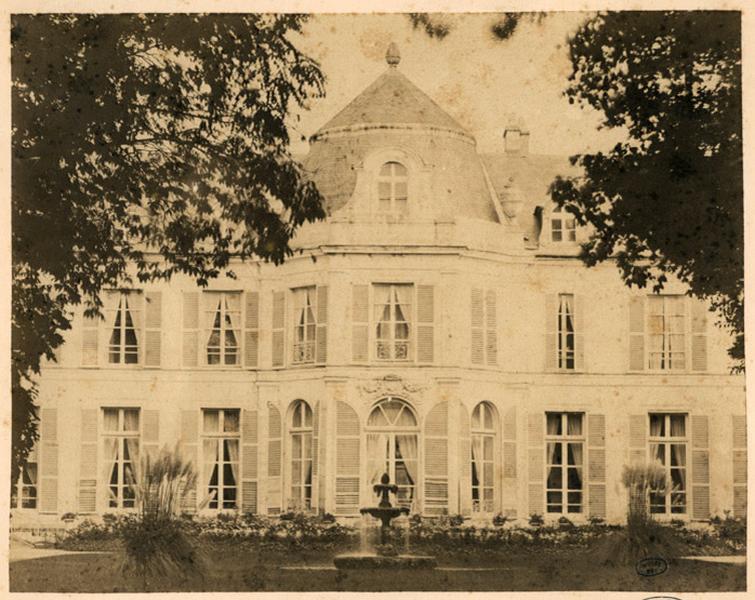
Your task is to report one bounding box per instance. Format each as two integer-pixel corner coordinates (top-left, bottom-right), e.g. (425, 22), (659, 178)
(386, 42), (400, 68)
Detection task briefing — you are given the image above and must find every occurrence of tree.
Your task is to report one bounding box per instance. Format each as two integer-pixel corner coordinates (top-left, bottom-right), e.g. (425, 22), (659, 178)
(408, 12), (546, 41)
(550, 12), (743, 367)
(11, 14), (326, 484)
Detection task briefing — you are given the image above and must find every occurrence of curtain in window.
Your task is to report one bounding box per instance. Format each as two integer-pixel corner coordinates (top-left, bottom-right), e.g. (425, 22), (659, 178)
(125, 296), (141, 345)
(103, 437), (119, 503)
(206, 298), (222, 349)
(124, 437), (139, 489)
(204, 440), (219, 502)
(546, 414), (561, 436)
(394, 286), (411, 332)
(396, 434), (418, 486)
(471, 436), (483, 484)
(650, 416), (664, 437)
(367, 433), (389, 485)
(124, 410), (139, 432)
(566, 414), (581, 436)
(104, 410), (119, 432)
(226, 439), (239, 487)
(669, 416), (685, 437)
(567, 442), (583, 466)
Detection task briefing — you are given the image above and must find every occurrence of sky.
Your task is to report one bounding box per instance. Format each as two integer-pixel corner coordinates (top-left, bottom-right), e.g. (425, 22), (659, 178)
(287, 13), (627, 157)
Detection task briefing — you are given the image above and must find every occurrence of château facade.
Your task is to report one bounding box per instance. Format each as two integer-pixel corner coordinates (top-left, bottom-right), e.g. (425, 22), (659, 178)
(13, 45), (746, 527)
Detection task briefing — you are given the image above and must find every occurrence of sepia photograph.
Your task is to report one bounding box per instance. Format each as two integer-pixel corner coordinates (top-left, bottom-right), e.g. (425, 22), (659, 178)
(6, 6), (748, 594)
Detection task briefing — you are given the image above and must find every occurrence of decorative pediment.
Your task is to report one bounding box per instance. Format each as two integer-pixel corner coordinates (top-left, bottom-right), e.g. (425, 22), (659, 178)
(358, 374), (428, 406)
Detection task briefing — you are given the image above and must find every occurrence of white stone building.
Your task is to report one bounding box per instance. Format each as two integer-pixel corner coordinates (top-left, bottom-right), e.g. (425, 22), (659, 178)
(13, 47), (746, 527)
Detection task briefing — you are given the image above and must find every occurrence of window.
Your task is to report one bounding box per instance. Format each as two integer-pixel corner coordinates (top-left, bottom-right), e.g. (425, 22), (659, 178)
(108, 293), (141, 364)
(289, 400), (313, 510)
(557, 294), (576, 370)
(471, 402), (497, 514)
(647, 296), (686, 370)
(12, 446), (38, 509)
(649, 413), (687, 515)
(366, 398), (418, 509)
(202, 409), (240, 510)
(292, 287), (317, 364)
(545, 412), (584, 514)
(377, 162), (408, 214)
(471, 289), (497, 366)
(103, 408), (140, 509)
(550, 206), (576, 243)
(204, 292), (241, 366)
(374, 284), (412, 361)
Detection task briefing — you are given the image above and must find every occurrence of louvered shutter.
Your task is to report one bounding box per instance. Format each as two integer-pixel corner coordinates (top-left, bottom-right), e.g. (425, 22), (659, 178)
(544, 294), (557, 371)
(458, 403), (472, 516)
(78, 409), (97, 513)
(502, 405), (518, 518)
(241, 409), (258, 514)
(142, 410), (159, 460)
(691, 415), (710, 520)
(316, 285), (328, 365)
(574, 295), (585, 371)
(527, 412), (544, 515)
(81, 310), (99, 366)
(267, 404), (282, 513)
(471, 288), (484, 365)
(180, 410), (198, 512)
(143, 292), (162, 367)
(416, 285), (434, 363)
(39, 408), (58, 513)
(182, 292), (200, 367)
(424, 401), (449, 515)
(690, 301), (708, 372)
(587, 414), (606, 518)
(352, 285), (369, 362)
(335, 401), (360, 514)
(628, 414), (647, 464)
(629, 296), (645, 371)
(244, 292), (259, 368)
(485, 290), (497, 366)
(271, 292), (285, 368)
(732, 415), (747, 517)
(312, 402), (320, 511)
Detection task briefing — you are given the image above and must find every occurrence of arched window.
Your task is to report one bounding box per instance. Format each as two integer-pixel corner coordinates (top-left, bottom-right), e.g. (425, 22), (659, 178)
(366, 398), (418, 508)
(550, 205), (576, 243)
(377, 161), (408, 214)
(289, 400), (313, 510)
(471, 402), (497, 514)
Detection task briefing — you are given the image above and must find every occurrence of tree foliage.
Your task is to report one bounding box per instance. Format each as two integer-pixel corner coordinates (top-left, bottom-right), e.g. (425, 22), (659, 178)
(550, 11), (743, 366)
(408, 12), (546, 41)
(11, 14), (326, 482)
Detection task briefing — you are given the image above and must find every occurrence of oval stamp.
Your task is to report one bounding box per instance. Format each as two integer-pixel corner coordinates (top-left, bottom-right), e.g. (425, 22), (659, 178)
(636, 557), (669, 577)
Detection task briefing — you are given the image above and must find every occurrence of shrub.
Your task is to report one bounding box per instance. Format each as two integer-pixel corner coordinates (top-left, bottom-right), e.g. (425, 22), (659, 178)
(709, 512), (746, 552)
(492, 513), (509, 527)
(528, 513), (544, 527)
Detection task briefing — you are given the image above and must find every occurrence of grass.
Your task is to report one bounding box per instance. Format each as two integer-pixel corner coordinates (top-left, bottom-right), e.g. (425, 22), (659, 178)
(10, 541), (745, 593)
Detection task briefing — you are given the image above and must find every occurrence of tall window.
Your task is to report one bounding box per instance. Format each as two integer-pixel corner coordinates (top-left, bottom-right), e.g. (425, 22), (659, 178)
(103, 408), (140, 509)
(289, 400), (313, 510)
(649, 413), (687, 514)
(205, 292), (241, 366)
(374, 284), (412, 361)
(12, 446), (38, 509)
(550, 206), (576, 243)
(557, 294), (576, 370)
(366, 398), (418, 508)
(471, 402), (497, 514)
(545, 412), (584, 514)
(292, 287), (316, 364)
(108, 293), (140, 364)
(377, 161), (408, 214)
(202, 409), (240, 510)
(647, 296), (686, 370)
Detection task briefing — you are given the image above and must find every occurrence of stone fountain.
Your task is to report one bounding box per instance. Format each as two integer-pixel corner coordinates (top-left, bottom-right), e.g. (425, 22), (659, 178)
(333, 473), (437, 570)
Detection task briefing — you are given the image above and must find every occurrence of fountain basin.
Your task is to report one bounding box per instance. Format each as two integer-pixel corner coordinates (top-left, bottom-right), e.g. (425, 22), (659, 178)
(334, 554), (438, 570)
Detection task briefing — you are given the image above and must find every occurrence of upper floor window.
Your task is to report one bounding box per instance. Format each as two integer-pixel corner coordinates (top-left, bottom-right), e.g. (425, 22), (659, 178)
(557, 294), (576, 370)
(550, 206), (576, 243)
(374, 284), (412, 361)
(545, 412), (584, 514)
(292, 287), (317, 365)
(103, 407), (140, 510)
(647, 295), (686, 370)
(377, 161), (408, 214)
(107, 292), (141, 364)
(648, 413), (687, 515)
(202, 408), (240, 510)
(11, 446), (38, 510)
(205, 292), (241, 366)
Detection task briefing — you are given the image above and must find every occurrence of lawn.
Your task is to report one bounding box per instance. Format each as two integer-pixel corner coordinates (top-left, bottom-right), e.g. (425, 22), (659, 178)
(10, 543), (746, 593)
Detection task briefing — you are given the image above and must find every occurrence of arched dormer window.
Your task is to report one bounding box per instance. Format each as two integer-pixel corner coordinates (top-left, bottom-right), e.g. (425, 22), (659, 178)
(550, 205), (576, 243)
(377, 161), (408, 214)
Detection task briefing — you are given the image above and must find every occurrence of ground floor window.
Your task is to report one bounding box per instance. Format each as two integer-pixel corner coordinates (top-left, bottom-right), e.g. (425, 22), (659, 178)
(103, 407), (140, 509)
(202, 408), (240, 510)
(289, 400), (313, 510)
(11, 447), (38, 509)
(471, 402), (497, 513)
(649, 413), (687, 514)
(545, 412), (584, 514)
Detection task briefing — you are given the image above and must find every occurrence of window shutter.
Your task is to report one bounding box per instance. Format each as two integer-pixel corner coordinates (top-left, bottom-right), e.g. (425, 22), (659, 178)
(241, 409), (258, 514)
(335, 401), (360, 515)
(690, 301), (708, 372)
(416, 285), (434, 364)
(503, 405), (518, 518)
(182, 292), (200, 367)
(267, 404), (282, 513)
(691, 415), (710, 520)
(544, 294), (557, 371)
(732, 415), (747, 517)
(180, 410), (198, 512)
(81, 311), (99, 367)
(316, 285), (328, 365)
(527, 412), (544, 515)
(485, 290), (497, 366)
(78, 408), (97, 513)
(312, 402), (320, 511)
(39, 408), (58, 514)
(351, 285), (369, 362)
(458, 403), (472, 516)
(629, 296), (645, 371)
(574, 295), (585, 371)
(143, 292), (162, 367)
(424, 401), (449, 515)
(471, 288), (484, 365)
(628, 414), (647, 464)
(244, 291), (259, 368)
(271, 292), (285, 368)
(587, 414), (606, 518)
(142, 410), (159, 460)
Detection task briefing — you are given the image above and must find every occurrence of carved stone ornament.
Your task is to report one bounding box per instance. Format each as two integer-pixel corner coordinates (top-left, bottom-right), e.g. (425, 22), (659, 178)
(358, 374), (428, 406)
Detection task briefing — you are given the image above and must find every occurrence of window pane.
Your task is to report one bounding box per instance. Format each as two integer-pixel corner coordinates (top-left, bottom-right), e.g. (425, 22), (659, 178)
(223, 410), (240, 433)
(546, 414), (562, 436)
(103, 409), (119, 432)
(547, 442), (562, 465)
(124, 409), (139, 432)
(203, 410), (219, 433)
(670, 444), (686, 467)
(567, 467), (582, 490)
(394, 182), (408, 199)
(567, 414), (582, 436)
(651, 443), (665, 465)
(471, 405), (481, 430)
(547, 467), (562, 489)
(378, 182), (391, 200)
(669, 415), (686, 437)
(649, 414), (665, 437)
(483, 436), (493, 460)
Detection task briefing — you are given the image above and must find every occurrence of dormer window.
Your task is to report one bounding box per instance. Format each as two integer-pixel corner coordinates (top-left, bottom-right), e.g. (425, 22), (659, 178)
(377, 162), (408, 214)
(550, 205), (576, 243)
